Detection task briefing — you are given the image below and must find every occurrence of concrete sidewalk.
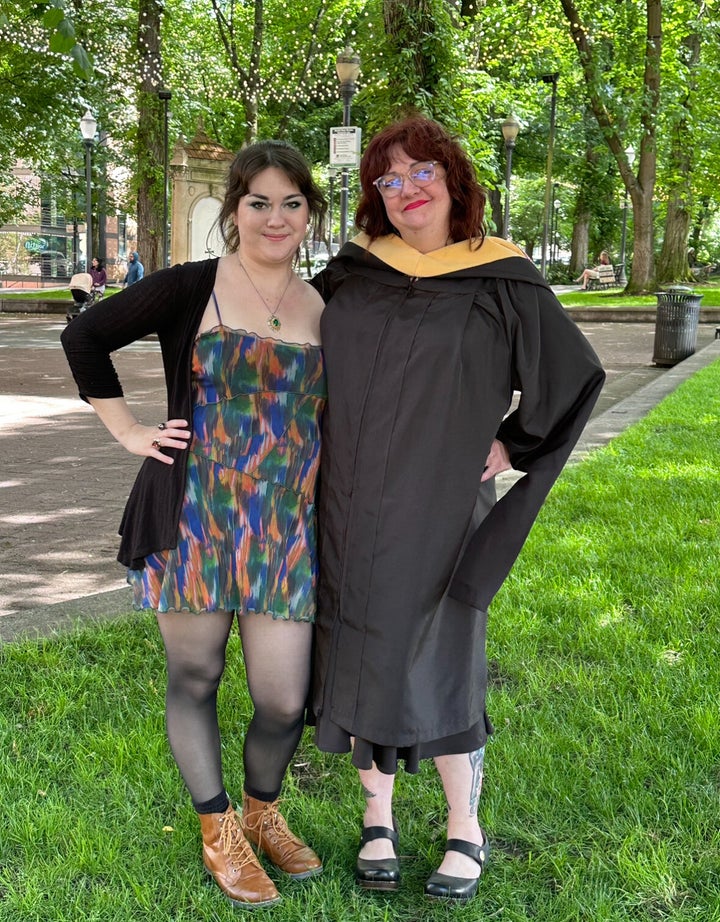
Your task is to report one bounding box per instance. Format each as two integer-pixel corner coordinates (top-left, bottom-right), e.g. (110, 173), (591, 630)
(2, 314), (719, 643)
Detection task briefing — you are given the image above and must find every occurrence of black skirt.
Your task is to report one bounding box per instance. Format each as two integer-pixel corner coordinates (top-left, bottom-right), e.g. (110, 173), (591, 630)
(314, 711), (493, 775)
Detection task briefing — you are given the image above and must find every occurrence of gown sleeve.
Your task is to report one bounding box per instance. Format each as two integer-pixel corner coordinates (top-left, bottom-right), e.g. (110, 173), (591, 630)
(448, 278), (605, 611)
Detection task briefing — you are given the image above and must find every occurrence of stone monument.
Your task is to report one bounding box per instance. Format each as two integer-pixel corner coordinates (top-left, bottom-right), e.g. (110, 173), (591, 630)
(169, 126), (235, 266)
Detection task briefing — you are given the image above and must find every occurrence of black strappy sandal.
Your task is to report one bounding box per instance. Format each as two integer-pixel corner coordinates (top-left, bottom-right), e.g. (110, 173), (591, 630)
(424, 835), (489, 901)
(355, 824), (400, 891)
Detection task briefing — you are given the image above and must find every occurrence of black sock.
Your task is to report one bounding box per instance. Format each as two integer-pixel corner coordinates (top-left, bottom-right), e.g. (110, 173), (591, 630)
(193, 790), (230, 815)
(243, 783), (281, 803)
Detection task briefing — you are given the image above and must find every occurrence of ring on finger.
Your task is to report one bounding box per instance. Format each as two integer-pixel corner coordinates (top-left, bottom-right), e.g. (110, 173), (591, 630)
(152, 438), (161, 449)
(158, 422), (167, 430)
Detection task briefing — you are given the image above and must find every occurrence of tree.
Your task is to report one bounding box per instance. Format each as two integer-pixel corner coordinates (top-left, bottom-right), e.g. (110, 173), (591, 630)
(655, 0), (716, 283)
(560, 0), (661, 293)
(0, 2), (91, 224)
(135, 0), (167, 273)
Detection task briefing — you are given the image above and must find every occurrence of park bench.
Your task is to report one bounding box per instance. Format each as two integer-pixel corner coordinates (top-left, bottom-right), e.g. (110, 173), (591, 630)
(691, 263), (716, 281)
(587, 262), (624, 291)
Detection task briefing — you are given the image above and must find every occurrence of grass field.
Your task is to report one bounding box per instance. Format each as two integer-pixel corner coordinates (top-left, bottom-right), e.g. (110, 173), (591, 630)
(0, 287), (122, 301)
(556, 280), (720, 309)
(2, 361), (719, 921)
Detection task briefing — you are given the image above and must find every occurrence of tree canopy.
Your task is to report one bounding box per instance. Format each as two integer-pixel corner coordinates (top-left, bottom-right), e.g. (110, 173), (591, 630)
(1, 0), (718, 285)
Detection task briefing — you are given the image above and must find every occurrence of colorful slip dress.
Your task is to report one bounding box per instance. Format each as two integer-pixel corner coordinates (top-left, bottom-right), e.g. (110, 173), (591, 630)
(128, 293), (326, 622)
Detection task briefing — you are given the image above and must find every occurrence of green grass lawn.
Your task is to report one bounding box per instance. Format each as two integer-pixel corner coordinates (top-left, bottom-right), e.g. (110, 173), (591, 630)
(0, 287), (122, 300)
(2, 361), (720, 921)
(557, 280), (720, 309)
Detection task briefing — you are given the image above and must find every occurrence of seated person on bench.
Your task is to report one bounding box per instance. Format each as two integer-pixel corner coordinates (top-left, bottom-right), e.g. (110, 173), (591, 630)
(576, 251), (612, 289)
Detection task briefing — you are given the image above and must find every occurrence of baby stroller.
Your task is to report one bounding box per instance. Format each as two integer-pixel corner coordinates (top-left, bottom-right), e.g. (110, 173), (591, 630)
(66, 273), (102, 322)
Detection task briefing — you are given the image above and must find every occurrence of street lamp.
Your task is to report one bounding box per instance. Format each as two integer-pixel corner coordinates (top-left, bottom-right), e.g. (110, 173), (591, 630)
(551, 183), (559, 263)
(539, 72), (559, 277)
(618, 144), (635, 287)
(335, 46), (361, 247)
(158, 88), (172, 268)
(60, 166), (80, 273)
(501, 116), (520, 238)
(327, 166), (337, 255)
(79, 108), (97, 272)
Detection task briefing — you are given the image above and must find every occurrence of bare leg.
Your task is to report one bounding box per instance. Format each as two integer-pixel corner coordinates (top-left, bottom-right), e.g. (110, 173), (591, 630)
(357, 764), (396, 859)
(433, 748), (486, 878)
(156, 610), (234, 804)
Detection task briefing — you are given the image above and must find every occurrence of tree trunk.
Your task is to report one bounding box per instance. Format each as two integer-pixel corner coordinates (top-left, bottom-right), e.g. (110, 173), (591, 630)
(136, 0), (165, 274)
(487, 187), (502, 237)
(570, 208), (590, 276)
(656, 29), (701, 285)
(560, 0), (661, 293)
(569, 134), (598, 274)
(629, 185), (656, 293)
(688, 195), (711, 255)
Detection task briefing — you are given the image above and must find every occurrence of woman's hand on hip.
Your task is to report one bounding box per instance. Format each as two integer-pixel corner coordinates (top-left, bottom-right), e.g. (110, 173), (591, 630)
(128, 418), (191, 465)
(481, 439), (511, 481)
(87, 397), (191, 466)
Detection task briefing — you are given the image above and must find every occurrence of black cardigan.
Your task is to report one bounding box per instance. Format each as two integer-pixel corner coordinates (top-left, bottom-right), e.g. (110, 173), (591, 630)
(61, 258), (219, 568)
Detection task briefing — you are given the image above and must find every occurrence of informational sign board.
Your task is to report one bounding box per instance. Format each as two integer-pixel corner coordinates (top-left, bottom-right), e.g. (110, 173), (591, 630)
(330, 126), (362, 168)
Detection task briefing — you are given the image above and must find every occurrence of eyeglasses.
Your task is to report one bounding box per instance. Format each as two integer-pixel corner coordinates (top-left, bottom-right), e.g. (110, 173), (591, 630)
(372, 161), (439, 198)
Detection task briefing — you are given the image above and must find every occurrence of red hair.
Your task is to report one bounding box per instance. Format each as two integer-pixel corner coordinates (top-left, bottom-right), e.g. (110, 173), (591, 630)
(356, 117), (486, 244)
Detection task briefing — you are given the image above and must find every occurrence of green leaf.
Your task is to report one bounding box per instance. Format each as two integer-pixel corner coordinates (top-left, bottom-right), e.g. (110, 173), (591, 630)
(42, 8), (65, 29)
(71, 44), (94, 81)
(48, 18), (75, 53)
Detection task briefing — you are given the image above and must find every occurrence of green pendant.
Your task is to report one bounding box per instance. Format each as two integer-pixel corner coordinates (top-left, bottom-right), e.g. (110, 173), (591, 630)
(267, 315), (281, 330)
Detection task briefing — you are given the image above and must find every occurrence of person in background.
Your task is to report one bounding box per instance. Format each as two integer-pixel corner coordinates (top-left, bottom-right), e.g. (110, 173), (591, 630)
(575, 250), (611, 289)
(62, 141), (327, 909)
(123, 250), (144, 286)
(311, 116), (605, 903)
(89, 256), (107, 296)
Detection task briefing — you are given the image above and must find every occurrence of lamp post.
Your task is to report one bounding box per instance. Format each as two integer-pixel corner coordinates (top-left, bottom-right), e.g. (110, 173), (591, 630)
(335, 47), (361, 247)
(60, 166), (80, 273)
(328, 166), (337, 255)
(539, 72), (559, 277)
(618, 144), (635, 287)
(158, 88), (172, 268)
(501, 116), (520, 238)
(79, 108), (97, 272)
(551, 183), (559, 263)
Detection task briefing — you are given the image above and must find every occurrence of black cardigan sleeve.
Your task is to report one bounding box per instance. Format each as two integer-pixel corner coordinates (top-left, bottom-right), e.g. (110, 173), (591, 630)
(60, 259), (219, 570)
(60, 264), (187, 401)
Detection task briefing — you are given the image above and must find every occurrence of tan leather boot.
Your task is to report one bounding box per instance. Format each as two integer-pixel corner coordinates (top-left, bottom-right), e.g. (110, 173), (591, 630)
(241, 793), (323, 879)
(198, 803), (281, 908)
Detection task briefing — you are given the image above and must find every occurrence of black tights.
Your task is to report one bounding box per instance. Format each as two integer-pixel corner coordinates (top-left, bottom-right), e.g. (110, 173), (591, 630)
(156, 610), (312, 807)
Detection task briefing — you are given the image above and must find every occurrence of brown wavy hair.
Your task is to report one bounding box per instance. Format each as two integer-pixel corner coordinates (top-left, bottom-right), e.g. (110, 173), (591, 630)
(218, 140), (326, 254)
(356, 117), (486, 245)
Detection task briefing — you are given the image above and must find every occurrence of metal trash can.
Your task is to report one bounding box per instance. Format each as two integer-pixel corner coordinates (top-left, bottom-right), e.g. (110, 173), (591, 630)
(652, 287), (703, 366)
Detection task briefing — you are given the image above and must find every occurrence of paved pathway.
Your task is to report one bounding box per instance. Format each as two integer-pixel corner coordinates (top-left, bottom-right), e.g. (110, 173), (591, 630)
(1, 314), (718, 642)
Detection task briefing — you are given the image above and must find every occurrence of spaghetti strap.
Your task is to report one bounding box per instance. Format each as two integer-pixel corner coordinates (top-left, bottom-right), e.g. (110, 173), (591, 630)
(210, 291), (223, 326)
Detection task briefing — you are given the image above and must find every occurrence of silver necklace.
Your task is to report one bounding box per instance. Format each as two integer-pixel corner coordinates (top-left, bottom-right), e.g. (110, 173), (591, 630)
(238, 259), (293, 331)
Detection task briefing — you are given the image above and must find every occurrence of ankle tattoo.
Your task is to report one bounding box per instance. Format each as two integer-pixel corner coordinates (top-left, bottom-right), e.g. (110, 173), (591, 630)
(468, 746), (485, 815)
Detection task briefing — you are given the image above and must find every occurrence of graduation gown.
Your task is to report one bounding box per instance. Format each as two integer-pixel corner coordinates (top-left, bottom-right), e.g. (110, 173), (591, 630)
(311, 233), (605, 769)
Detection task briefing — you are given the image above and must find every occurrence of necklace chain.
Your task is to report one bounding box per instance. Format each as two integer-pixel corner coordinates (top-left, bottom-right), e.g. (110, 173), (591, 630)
(238, 259), (293, 331)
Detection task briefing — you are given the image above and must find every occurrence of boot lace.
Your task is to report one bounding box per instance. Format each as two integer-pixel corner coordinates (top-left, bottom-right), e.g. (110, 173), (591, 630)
(218, 811), (260, 873)
(250, 800), (303, 852)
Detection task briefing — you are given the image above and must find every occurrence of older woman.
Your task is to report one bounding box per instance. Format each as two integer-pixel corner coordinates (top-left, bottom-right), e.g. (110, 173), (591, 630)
(311, 117), (605, 902)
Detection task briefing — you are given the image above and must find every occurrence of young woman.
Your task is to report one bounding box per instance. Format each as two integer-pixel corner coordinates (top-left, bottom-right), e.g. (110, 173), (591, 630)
(62, 141), (327, 909)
